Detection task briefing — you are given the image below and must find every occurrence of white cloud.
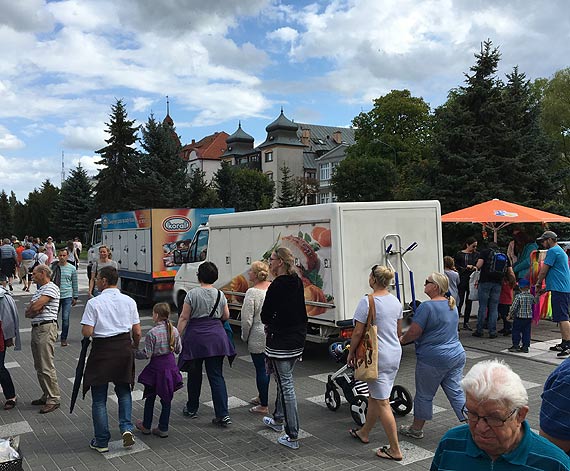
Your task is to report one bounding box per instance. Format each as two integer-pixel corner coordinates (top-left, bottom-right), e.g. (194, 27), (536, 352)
(71, 154), (103, 175)
(0, 0), (54, 32)
(0, 125), (24, 149)
(60, 122), (107, 151)
(132, 97), (154, 112)
(267, 26), (298, 43)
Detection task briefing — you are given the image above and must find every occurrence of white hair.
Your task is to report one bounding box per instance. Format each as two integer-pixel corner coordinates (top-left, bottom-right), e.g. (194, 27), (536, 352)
(461, 359), (528, 409)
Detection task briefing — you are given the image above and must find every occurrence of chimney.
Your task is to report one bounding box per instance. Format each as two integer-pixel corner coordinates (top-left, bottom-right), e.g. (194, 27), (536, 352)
(192, 139), (195, 145)
(332, 130), (342, 144)
(301, 128), (310, 146)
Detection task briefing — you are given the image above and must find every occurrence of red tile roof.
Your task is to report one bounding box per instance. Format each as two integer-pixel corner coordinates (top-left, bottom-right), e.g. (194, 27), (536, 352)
(181, 131), (229, 161)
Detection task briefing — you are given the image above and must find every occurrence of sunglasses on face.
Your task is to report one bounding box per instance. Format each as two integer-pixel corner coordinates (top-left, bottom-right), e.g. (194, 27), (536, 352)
(424, 279), (435, 286)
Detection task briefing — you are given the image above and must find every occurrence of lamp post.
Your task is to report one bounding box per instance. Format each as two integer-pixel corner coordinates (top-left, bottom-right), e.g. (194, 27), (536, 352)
(370, 138), (398, 167)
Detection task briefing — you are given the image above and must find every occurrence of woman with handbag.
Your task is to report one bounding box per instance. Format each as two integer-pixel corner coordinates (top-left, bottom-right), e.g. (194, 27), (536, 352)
(398, 272), (466, 440)
(177, 261), (235, 427)
(346, 265), (403, 461)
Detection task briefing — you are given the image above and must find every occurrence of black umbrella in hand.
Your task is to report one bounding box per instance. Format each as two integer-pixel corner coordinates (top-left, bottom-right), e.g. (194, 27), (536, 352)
(70, 336), (91, 413)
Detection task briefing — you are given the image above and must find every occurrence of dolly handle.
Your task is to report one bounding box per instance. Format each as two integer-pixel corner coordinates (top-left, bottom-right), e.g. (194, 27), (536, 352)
(402, 242), (418, 255)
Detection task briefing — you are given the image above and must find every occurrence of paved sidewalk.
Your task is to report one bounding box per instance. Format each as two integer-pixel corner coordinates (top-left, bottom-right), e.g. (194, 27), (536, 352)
(0, 273), (566, 470)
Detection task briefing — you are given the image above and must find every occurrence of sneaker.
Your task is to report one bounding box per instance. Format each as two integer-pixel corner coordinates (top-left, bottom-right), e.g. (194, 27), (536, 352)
(183, 405), (198, 418)
(135, 419), (151, 435)
(212, 416), (232, 427)
(399, 425), (424, 439)
(122, 430), (135, 448)
(557, 348), (570, 357)
(89, 439), (109, 453)
(520, 347), (529, 353)
(463, 324), (472, 331)
(508, 346), (521, 352)
(550, 342), (564, 351)
(472, 331), (483, 338)
(277, 434), (299, 450)
(489, 333), (498, 339)
(152, 427), (168, 438)
(263, 416), (284, 432)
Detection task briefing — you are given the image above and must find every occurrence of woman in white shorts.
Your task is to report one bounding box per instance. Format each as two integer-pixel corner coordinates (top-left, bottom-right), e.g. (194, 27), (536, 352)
(347, 265), (403, 461)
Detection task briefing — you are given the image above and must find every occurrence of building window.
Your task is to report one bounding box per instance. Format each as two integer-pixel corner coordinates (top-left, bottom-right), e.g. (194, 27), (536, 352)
(320, 163), (331, 181)
(265, 151), (273, 162)
(266, 172), (273, 181)
(251, 155), (259, 162)
(320, 192), (332, 204)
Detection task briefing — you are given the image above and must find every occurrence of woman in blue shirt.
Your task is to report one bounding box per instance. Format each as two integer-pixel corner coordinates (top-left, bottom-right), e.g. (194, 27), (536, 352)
(398, 272), (466, 439)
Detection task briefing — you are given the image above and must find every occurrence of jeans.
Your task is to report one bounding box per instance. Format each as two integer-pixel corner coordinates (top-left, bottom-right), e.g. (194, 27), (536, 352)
(251, 353), (270, 407)
(91, 382), (133, 446)
(477, 282), (501, 335)
(512, 318), (532, 348)
(413, 353), (466, 422)
(271, 357), (300, 439)
(142, 392), (171, 432)
(0, 350), (16, 400)
(59, 297), (72, 341)
(186, 356), (228, 418)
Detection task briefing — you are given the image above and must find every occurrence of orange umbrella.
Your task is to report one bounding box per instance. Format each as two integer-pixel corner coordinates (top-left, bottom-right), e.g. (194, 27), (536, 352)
(441, 199), (570, 242)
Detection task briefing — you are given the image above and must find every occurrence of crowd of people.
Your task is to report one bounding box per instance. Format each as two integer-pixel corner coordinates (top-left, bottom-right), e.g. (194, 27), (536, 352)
(0, 232), (569, 468)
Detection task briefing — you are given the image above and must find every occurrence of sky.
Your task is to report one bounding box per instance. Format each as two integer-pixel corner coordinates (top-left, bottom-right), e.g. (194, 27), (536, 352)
(0, 0), (569, 201)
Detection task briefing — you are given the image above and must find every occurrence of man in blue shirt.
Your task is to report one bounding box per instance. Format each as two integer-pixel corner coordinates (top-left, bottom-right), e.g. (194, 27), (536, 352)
(535, 231), (570, 357)
(540, 359), (570, 455)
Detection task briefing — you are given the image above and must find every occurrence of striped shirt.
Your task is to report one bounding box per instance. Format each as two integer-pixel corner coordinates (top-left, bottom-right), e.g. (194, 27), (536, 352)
(0, 245), (17, 260)
(30, 282), (60, 323)
(431, 422), (570, 470)
(509, 291), (534, 319)
(135, 321), (181, 359)
(58, 263), (78, 299)
(540, 359), (570, 444)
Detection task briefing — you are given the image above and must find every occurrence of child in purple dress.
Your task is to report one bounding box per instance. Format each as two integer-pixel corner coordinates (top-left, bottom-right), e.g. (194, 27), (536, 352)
(135, 303), (183, 437)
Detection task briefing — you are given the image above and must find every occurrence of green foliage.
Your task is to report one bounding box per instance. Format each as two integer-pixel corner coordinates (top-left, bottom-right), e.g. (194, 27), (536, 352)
(212, 163), (274, 211)
(18, 180), (60, 239)
(52, 164), (95, 241)
(277, 164), (298, 207)
(137, 114), (187, 208)
(186, 168), (220, 208)
(0, 190), (12, 237)
(540, 68), (570, 148)
(94, 99), (141, 213)
(331, 157), (396, 202)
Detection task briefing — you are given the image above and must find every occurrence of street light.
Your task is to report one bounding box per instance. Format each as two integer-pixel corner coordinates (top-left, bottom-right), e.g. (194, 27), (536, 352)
(370, 139), (398, 167)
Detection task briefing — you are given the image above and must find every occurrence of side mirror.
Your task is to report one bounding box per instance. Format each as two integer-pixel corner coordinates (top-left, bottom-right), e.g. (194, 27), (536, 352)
(173, 249), (185, 265)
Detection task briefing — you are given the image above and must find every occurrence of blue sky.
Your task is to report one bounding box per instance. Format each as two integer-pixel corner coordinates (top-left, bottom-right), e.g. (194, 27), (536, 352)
(1, 0), (569, 200)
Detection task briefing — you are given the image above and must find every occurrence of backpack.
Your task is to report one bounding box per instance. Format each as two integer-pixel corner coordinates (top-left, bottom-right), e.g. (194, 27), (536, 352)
(488, 249), (508, 275)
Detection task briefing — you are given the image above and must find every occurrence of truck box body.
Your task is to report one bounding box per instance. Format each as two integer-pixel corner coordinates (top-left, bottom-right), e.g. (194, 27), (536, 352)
(173, 201), (443, 342)
(100, 208), (233, 302)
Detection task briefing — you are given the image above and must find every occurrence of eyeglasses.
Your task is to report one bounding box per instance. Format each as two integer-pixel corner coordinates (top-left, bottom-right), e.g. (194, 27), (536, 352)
(461, 406), (518, 427)
(424, 280), (435, 286)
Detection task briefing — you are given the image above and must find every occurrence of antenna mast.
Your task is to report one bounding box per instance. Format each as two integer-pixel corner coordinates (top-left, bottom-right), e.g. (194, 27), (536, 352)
(61, 151), (65, 185)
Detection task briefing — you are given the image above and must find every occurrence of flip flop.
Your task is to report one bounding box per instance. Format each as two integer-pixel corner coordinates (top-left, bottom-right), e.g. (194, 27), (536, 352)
(349, 428), (369, 444)
(376, 446), (403, 461)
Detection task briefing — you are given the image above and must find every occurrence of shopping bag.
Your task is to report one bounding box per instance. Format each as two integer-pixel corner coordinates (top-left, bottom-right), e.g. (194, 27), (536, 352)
(354, 294), (379, 382)
(468, 270), (480, 301)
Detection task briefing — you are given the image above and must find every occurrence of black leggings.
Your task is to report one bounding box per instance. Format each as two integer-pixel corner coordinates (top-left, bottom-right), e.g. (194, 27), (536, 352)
(457, 281), (473, 325)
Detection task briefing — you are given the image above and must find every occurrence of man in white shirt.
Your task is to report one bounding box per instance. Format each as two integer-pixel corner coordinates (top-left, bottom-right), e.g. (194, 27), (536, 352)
(25, 264), (61, 413)
(81, 266), (141, 453)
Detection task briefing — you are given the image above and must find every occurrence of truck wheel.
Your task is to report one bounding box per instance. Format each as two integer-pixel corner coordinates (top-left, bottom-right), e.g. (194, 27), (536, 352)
(325, 386), (341, 411)
(390, 385), (413, 416)
(350, 395), (368, 426)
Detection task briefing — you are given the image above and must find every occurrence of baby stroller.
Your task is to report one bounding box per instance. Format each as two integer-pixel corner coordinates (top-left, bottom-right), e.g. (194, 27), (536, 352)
(325, 338), (412, 426)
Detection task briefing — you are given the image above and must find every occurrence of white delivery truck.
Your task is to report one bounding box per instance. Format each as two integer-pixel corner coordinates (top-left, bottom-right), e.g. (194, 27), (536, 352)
(173, 201), (443, 342)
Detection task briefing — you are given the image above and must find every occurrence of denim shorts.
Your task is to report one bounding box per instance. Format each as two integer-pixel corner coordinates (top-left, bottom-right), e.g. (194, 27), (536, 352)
(550, 291), (570, 322)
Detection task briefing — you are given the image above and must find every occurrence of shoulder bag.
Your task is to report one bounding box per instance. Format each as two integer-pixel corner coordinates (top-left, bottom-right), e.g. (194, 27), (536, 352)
(354, 294), (379, 382)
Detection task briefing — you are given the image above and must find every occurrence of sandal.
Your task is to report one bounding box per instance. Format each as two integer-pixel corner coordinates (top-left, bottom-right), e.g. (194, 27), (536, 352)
(3, 399), (16, 410)
(349, 428), (369, 444)
(376, 446), (403, 461)
(249, 396), (261, 405)
(249, 405), (269, 414)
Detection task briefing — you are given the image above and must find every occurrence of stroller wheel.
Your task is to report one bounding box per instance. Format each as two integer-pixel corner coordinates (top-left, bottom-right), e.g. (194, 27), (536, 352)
(325, 387), (341, 411)
(390, 385), (413, 416)
(350, 395), (368, 426)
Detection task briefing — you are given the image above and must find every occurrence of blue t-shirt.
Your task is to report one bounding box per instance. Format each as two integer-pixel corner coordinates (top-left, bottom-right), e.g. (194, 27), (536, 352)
(540, 358), (570, 442)
(21, 249), (36, 260)
(431, 422), (570, 471)
(412, 300), (464, 365)
(544, 245), (570, 293)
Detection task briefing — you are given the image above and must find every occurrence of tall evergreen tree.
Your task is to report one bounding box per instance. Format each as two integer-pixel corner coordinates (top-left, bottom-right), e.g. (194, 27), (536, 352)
(21, 180), (60, 239)
(212, 161), (239, 209)
(138, 114), (187, 208)
(94, 99), (141, 213)
(52, 164), (95, 241)
(0, 190), (13, 237)
(277, 164), (298, 207)
(186, 168), (220, 208)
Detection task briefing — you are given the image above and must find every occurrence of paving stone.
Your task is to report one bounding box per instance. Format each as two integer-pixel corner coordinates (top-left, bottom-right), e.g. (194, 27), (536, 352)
(0, 420), (33, 436)
(102, 438), (150, 459)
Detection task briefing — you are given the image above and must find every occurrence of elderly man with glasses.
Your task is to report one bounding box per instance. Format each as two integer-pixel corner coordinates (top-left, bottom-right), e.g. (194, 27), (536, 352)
(431, 359), (570, 470)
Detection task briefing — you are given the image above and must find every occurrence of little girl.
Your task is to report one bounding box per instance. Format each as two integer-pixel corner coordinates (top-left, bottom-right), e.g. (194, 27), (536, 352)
(135, 303), (183, 438)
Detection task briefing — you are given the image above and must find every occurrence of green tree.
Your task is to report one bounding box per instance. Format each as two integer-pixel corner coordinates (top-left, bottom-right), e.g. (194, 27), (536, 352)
(138, 113), (186, 208)
(52, 164), (95, 240)
(212, 161), (239, 208)
(94, 99), (141, 213)
(331, 157), (396, 202)
(277, 164), (298, 207)
(186, 168), (220, 208)
(20, 180), (60, 239)
(541, 68), (570, 152)
(232, 168), (274, 211)
(0, 190), (12, 237)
